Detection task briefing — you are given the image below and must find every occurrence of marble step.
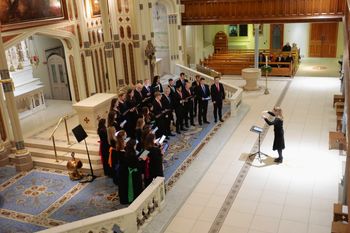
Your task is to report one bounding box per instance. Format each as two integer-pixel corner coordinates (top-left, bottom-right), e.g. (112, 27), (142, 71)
(24, 138), (99, 155)
(8, 154), (104, 176)
(11, 147), (102, 165)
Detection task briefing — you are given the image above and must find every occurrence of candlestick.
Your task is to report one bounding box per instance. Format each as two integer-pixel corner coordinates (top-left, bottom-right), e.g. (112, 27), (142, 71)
(265, 55), (268, 66)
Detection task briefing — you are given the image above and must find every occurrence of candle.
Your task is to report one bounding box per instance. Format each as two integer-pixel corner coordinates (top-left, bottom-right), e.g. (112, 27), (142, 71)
(265, 55), (268, 66)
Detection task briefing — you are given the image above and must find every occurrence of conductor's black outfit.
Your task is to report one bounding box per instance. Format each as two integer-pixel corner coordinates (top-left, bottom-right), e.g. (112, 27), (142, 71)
(210, 83), (225, 122)
(264, 111), (285, 161)
(196, 84), (210, 125)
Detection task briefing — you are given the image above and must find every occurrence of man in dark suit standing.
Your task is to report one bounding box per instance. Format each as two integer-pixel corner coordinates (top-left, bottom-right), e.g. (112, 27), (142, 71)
(210, 76), (225, 123)
(152, 91), (165, 138)
(142, 79), (152, 106)
(176, 72), (187, 89)
(173, 83), (186, 133)
(196, 77), (210, 125)
(161, 87), (175, 137)
(191, 75), (201, 117)
(168, 78), (176, 97)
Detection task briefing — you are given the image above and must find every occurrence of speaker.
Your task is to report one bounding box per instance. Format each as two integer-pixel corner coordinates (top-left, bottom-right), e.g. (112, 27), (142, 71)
(72, 124), (88, 143)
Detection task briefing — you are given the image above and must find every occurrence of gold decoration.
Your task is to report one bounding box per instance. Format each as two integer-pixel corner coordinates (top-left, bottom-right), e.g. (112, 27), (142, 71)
(67, 152), (83, 180)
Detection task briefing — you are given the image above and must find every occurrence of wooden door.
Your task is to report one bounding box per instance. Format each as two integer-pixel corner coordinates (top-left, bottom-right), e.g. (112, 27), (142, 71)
(47, 54), (70, 100)
(309, 23), (338, 57)
(270, 24), (284, 50)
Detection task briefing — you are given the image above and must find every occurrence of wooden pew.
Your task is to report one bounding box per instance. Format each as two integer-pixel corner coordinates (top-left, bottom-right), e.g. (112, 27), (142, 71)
(331, 222), (349, 233)
(334, 94), (345, 107)
(334, 204), (348, 222)
(329, 131), (347, 151)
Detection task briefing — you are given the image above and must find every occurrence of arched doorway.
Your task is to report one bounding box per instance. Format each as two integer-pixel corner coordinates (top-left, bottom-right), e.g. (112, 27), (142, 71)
(47, 54), (71, 100)
(270, 24), (284, 50)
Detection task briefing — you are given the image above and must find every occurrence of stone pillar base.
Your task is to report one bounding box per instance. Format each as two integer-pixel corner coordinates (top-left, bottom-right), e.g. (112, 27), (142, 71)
(14, 151), (33, 171)
(0, 148), (9, 166)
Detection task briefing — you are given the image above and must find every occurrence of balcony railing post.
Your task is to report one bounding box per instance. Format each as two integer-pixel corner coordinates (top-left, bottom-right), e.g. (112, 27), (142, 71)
(52, 136), (58, 162)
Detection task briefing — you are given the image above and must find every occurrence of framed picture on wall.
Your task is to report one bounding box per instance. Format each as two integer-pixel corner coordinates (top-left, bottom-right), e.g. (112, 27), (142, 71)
(90, 0), (101, 17)
(228, 24), (248, 37)
(253, 24), (264, 36)
(0, 0), (67, 31)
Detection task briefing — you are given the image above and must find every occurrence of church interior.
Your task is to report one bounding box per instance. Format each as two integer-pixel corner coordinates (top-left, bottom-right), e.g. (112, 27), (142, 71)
(0, 0), (349, 233)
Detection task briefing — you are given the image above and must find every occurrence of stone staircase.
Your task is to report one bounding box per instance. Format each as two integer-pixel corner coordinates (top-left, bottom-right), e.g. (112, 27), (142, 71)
(9, 138), (104, 176)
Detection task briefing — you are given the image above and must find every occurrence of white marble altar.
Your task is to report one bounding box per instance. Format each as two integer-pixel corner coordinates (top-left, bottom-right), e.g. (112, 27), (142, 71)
(73, 93), (116, 132)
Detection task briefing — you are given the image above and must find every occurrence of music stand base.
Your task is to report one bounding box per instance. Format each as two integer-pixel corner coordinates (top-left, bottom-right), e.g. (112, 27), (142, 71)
(249, 151), (269, 162)
(79, 174), (96, 183)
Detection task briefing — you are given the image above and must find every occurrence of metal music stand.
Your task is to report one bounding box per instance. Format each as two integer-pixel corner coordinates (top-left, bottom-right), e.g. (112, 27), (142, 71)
(249, 125), (268, 162)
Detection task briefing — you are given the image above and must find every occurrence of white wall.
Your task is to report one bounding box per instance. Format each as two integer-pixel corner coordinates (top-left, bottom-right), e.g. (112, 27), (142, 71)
(32, 35), (63, 99)
(337, 21), (345, 59)
(283, 23), (310, 57)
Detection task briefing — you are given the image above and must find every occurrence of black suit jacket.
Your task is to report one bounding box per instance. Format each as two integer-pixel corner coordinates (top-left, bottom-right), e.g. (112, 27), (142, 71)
(134, 90), (143, 106)
(176, 78), (187, 89)
(142, 86), (152, 98)
(152, 100), (163, 119)
(196, 84), (210, 101)
(161, 94), (173, 110)
(210, 83), (225, 103)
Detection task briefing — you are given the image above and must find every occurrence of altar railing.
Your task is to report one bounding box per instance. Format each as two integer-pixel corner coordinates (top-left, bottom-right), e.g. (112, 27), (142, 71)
(38, 177), (165, 233)
(175, 64), (243, 116)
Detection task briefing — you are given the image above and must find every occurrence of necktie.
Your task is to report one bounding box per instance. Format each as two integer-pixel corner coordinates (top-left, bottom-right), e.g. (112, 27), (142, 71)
(202, 85), (205, 94)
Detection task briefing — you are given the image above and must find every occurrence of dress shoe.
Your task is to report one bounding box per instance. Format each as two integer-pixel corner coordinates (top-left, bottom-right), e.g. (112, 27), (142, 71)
(168, 133), (175, 137)
(199, 123), (202, 126)
(204, 121), (210, 124)
(185, 125), (189, 128)
(165, 136), (170, 140)
(181, 128), (188, 131)
(214, 119), (217, 123)
(176, 130), (181, 134)
(219, 118), (224, 122)
(274, 158), (283, 163)
(191, 123), (196, 126)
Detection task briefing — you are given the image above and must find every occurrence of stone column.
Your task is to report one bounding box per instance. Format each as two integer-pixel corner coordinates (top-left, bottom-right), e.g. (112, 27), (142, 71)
(76, 0), (96, 95)
(0, 131), (9, 166)
(100, 0), (117, 92)
(0, 30), (33, 171)
(254, 24), (260, 69)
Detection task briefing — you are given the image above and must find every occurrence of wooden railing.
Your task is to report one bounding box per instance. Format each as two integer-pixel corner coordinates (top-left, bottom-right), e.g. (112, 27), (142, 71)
(181, 0), (345, 25)
(175, 64), (243, 116)
(38, 177), (165, 233)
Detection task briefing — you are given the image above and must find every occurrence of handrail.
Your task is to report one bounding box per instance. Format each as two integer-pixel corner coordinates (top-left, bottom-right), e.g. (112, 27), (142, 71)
(49, 115), (71, 162)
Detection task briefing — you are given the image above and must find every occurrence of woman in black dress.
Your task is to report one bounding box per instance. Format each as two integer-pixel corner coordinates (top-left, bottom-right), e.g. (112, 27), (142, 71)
(114, 130), (129, 204)
(263, 107), (285, 163)
(125, 139), (143, 203)
(143, 133), (164, 187)
(97, 118), (111, 177)
(151, 75), (164, 94)
(125, 89), (138, 139)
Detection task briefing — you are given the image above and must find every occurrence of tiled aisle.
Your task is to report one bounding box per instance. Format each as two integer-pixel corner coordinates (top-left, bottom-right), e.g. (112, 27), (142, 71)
(163, 76), (343, 233)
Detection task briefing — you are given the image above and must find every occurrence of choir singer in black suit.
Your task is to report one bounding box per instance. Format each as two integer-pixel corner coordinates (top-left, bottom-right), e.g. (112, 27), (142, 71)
(161, 87), (175, 137)
(262, 107), (285, 163)
(210, 76), (225, 123)
(173, 83), (186, 133)
(152, 91), (165, 138)
(196, 77), (210, 125)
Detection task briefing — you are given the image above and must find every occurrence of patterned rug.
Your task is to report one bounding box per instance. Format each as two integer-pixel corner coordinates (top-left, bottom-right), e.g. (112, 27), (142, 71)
(0, 103), (230, 232)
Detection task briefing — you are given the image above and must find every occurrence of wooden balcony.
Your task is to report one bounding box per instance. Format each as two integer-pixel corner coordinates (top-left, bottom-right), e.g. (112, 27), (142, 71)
(181, 0), (346, 25)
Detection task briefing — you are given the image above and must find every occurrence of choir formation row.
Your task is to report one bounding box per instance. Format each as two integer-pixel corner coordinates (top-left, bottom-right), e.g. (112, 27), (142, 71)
(97, 73), (226, 204)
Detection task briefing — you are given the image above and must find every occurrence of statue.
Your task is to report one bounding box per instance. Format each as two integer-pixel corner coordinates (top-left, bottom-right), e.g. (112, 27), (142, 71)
(66, 152), (83, 180)
(145, 40), (156, 79)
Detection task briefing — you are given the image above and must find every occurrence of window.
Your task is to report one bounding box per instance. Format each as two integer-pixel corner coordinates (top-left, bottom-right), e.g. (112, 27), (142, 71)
(228, 24), (248, 37)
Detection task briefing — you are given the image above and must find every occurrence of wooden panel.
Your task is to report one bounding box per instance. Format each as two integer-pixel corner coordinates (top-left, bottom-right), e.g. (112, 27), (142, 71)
(180, 0), (345, 25)
(309, 22), (338, 57)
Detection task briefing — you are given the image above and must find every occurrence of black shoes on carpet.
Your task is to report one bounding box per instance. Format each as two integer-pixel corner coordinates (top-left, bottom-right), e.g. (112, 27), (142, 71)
(274, 158), (283, 163)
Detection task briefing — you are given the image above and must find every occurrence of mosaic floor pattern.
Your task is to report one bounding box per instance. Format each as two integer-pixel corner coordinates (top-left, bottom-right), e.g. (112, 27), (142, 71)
(0, 103), (230, 232)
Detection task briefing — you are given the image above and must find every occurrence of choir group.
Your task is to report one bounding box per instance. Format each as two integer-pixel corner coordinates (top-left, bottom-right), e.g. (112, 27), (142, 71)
(97, 73), (226, 204)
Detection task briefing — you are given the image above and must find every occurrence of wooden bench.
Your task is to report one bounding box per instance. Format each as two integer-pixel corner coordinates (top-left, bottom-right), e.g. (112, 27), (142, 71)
(334, 204), (348, 222)
(329, 131), (347, 151)
(334, 94), (345, 107)
(332, 221), (349, 233)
